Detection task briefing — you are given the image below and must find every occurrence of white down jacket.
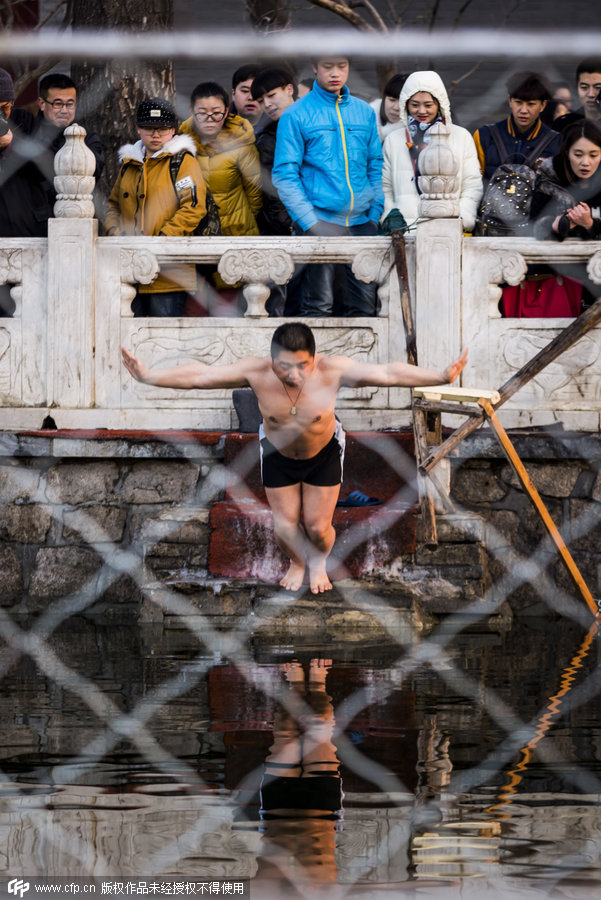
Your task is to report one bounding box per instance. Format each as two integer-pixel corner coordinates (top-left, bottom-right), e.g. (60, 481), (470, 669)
(381, 70), (483, 231)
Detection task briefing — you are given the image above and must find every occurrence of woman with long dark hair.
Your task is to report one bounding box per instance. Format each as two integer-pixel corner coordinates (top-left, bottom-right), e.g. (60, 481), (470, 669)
(532, 119), (601, 240)
(504, 120), (601, 317)
(369, 73), (408, 143)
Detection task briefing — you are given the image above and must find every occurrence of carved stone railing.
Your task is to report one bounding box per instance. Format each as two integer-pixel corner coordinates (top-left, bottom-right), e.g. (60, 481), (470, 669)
(1, 122), (601, 432)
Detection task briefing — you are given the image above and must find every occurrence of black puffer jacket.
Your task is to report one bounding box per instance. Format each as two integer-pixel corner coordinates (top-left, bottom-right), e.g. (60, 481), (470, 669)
(0, 111), (52, 237)
(531, 155), (601, 241)
(0, 109), (104, 237)
(255, 119), (293, 236)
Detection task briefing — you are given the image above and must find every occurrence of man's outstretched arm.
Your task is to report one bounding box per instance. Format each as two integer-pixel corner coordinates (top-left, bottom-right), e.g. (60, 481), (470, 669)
(339, 349), (468, 388)
(121, 347), (253, 390)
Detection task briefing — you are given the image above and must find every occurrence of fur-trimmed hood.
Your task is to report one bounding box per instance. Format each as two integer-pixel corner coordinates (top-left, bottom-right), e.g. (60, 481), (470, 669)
(118, 133), (197, 165)
(399, 70), (452, 127)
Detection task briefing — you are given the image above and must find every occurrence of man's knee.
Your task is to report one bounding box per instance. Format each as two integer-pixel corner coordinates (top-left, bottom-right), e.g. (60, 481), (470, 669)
(303, 517), (334, 546)
(272, 511), (302, 536)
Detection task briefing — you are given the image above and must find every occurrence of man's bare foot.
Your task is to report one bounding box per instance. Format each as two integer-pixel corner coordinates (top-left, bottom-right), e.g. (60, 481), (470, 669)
(309, 564), (332, 593)
(308, 658), (332, 687)
(280, 560), (305, 591)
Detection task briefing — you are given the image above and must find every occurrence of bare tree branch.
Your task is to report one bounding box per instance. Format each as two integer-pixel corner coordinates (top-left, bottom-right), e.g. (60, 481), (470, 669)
(453, 0), (473, 29)
(0, 0), (15, 29)
(359, 0), (389, 32)
(13, 59), (61, 99)
(35, 0), (69, 31)
(428, 0), (441, 32)
(306, 0), (376, 31)
(448, 61), (481, 98)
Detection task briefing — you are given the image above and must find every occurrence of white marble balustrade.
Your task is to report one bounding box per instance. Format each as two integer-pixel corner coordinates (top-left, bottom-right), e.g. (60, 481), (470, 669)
(0, 123), (600, 432)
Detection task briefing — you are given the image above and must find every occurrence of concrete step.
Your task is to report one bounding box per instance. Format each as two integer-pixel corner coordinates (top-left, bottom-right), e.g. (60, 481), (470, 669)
(209, 499), (417, 581)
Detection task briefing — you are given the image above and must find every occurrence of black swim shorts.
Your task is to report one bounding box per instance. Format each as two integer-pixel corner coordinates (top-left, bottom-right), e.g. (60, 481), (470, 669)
(259, 421), (345, 488)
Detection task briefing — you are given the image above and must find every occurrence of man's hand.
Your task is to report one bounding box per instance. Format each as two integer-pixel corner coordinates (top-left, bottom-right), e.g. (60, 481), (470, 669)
(0, 129), (13, 150)
(443, 348), (468, 384)
(122, 347), (149, 383)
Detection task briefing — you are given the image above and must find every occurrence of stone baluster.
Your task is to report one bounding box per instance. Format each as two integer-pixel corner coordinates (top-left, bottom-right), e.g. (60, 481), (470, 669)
(53, 123), (96, 219)
(417, 122), (460, 220)
(47, 123), (97, 409)
(217, 248), (295, 317)
(414, 123), (463, 504)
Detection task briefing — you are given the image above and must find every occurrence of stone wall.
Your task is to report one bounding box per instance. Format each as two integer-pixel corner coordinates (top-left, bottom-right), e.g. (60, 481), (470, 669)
(0, 432), (223, 616)
(1, 429), (597, 625)
(449, 429), (601, 617)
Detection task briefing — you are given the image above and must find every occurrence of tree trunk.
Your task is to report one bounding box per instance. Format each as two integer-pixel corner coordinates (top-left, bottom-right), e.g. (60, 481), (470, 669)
(376, 60), (396, 94)
(71, 0), (175, 199)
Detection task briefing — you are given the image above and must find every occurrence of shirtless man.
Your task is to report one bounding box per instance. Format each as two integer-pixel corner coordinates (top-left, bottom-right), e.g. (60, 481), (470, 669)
(122, 322), (467, 594)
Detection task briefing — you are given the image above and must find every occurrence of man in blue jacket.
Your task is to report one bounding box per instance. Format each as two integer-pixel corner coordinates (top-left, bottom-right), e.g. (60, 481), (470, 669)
(272, 56), (384, 317)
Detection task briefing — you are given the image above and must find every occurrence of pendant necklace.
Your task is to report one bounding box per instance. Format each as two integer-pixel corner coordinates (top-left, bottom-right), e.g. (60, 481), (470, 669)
(282, 381), (304, 416)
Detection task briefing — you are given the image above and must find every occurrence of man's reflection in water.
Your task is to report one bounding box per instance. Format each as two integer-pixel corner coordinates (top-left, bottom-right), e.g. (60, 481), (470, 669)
(258, 658), (342, 888)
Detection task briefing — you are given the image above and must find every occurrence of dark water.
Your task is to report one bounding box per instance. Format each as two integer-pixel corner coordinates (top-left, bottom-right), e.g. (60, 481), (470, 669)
(1, 615), (601, 897)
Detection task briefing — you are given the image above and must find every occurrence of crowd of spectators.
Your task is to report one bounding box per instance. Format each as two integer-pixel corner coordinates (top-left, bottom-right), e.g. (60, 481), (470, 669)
(1, 56), (601, 319)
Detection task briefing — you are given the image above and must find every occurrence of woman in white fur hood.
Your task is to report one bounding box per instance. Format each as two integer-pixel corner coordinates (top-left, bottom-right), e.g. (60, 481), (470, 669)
(381, 70), (483, 232)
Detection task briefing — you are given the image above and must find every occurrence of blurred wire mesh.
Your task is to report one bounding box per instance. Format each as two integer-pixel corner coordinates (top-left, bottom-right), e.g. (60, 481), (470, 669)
(0, 19), (601, 897)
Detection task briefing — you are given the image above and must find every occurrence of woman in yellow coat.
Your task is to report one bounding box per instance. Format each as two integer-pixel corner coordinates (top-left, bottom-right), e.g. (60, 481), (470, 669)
(105, 98), (207, 317)
(180, 81), (262, 237)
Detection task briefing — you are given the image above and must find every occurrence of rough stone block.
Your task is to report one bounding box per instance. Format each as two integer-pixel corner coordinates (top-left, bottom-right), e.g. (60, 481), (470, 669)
(485, 510), (522, 551)
(0, 434), (19, 456)
(178, 587), (253, 617)
(45, 461), (120, 504)
(451, 464), (508, 504)
(572, 468), (596, 499)
(568, 499), (601, 552)
(553, 553), (598, 606)
(591, 470), (601, 503)
(417, 513), (484, 544)
(0, 544), (23, 604)
(0, 505), (53, 543)
(519, 499), (565, 547)
(414, 542), (485, 567)
(0, 464), (41, 502)
(130, 508), (209, 543)
(500, 461), (582, 498)
(29, 546), (102, 599)
(62, 506), (127, 543)
(95, 573), (146, 606)
(118, 461), (200, 503)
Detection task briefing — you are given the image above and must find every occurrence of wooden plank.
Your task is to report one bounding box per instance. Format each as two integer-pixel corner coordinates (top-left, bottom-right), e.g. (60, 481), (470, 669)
(413, 399), (482, 417)
(479, 399), (600, 619)
(414, 386), (501, 404)
(422, 295), (601, 474)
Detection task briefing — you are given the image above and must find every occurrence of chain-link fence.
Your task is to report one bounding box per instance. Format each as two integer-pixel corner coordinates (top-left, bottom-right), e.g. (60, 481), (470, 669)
(1, 19), (601, 898)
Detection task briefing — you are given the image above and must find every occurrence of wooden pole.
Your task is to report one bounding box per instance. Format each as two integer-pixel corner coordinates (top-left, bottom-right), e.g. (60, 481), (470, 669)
(479, 399), (599, 619)
(422, 296), (601, 474)
(392, 231), (438, 545)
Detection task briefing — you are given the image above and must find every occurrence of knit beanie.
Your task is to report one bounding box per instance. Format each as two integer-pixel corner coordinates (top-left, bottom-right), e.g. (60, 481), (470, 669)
(0, 69), (15, 104)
